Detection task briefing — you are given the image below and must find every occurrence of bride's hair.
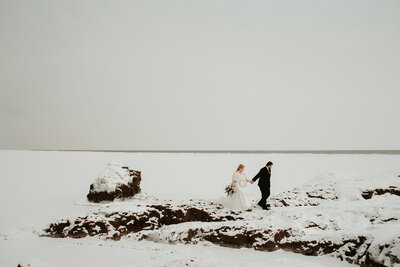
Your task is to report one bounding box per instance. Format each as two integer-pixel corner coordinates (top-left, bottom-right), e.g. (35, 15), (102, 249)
(236, 164), (244, 171)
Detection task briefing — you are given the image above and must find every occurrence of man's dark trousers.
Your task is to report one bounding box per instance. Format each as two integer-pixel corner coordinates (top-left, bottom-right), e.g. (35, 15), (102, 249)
(258, 184), (270, 208)
(252, 166), (272, 209)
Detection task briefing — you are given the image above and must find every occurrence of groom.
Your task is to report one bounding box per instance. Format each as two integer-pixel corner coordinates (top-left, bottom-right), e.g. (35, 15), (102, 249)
(252, 161), (273, 210)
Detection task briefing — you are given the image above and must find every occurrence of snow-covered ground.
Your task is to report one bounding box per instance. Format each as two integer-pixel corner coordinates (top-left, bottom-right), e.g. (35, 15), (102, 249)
(0, 150), (399, 266)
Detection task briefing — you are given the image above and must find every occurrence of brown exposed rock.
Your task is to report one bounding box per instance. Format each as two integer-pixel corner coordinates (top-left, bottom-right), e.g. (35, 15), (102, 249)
(274, 229), (291, 242)
(361, 187), (400, 199)
(180, 227), (379, 266)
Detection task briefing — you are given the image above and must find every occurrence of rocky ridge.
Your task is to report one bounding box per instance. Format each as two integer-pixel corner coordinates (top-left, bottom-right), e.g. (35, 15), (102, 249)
(44, 172), (400, 266)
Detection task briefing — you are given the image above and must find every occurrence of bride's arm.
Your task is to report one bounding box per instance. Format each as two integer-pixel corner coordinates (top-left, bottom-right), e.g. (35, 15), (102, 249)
(244, 173), (253, 183)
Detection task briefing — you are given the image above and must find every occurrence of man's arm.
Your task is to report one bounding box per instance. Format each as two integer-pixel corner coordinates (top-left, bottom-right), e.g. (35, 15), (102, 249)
(252, 170), (261, 182)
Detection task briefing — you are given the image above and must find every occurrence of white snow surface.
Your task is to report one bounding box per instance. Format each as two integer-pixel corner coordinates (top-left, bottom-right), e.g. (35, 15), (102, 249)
(1, 150), (399, 267)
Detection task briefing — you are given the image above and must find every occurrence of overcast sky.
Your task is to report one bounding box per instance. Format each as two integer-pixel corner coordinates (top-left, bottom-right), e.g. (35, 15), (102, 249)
(0, 0), (399, 150)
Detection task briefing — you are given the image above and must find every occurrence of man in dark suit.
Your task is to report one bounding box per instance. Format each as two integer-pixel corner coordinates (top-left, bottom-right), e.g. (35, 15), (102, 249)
(252, 161), (273, 210)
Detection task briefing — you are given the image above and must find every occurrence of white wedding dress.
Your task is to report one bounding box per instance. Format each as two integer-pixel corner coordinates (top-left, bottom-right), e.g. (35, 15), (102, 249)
(223, 171), (251, 210)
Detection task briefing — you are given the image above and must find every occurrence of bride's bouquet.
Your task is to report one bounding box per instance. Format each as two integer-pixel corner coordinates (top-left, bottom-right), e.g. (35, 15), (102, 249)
(225, 184), (235, 196)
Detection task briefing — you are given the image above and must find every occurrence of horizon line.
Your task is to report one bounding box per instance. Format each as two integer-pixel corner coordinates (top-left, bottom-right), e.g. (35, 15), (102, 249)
(3, 149), (400, 155)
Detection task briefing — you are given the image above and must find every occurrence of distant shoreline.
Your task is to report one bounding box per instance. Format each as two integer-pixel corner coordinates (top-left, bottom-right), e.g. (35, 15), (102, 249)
(8, 149), (400, 155)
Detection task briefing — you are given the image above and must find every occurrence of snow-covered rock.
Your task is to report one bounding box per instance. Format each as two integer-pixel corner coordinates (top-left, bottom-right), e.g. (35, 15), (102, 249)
(270, 171), (400, 207)
(87, 162), (141, 202)
(46, 172), (400, 266)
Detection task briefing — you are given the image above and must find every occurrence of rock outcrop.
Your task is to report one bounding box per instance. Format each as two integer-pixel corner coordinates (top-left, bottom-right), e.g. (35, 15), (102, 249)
(45, 172), (400, 266)
(87, 162), (141, 202)
(43, 202), (242, 241)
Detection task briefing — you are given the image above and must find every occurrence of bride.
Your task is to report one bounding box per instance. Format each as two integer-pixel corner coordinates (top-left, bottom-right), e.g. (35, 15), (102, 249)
(224, 164), (253, 210)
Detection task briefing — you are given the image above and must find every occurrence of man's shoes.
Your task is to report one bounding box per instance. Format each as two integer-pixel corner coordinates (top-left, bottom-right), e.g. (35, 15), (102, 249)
(258, 203), (269, 210)
(257, 203), (265, 209)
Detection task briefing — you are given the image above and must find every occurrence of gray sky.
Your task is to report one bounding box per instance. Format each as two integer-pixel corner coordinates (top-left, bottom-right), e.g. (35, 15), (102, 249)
(1, 0), (399, 150)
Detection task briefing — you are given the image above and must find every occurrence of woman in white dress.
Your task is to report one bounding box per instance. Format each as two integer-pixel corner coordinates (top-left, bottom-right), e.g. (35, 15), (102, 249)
(224, 164), (253, 210)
